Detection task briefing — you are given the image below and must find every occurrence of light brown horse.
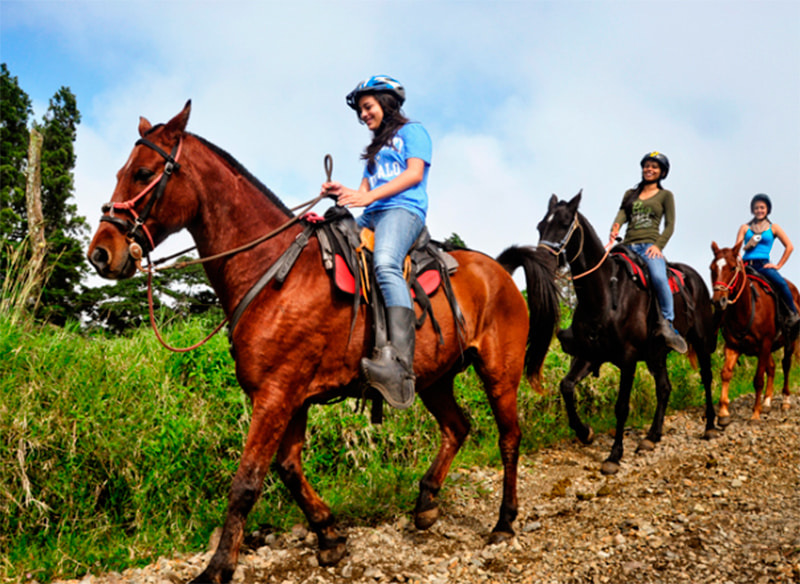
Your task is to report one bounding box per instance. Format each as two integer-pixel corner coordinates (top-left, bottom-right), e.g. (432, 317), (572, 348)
(710, 242), (800, 423)
(86, 101), (559, 583)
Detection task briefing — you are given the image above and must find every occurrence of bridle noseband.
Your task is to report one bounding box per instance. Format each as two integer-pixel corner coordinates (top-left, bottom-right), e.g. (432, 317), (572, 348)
(100, 137), (183, 260)
(713, 257), (746, 308)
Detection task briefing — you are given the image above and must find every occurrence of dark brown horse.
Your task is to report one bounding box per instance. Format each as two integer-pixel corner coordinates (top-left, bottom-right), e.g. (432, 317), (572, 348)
(501, 193), (718, 475)
(86, 102), (559, 584)
(710, 242), (800, 423)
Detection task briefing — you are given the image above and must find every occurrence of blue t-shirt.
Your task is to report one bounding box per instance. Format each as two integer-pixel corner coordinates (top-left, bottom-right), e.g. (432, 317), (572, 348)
(362, 122), (431, 222)
(743, 225), (775, 261)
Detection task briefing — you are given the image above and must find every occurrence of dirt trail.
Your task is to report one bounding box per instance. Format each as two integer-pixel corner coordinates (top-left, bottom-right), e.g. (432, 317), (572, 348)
(53, 393), (800, 584)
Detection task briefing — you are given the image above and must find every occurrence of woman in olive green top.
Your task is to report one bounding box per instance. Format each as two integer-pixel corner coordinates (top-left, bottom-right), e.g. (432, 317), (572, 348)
(609, 152), (687, 353)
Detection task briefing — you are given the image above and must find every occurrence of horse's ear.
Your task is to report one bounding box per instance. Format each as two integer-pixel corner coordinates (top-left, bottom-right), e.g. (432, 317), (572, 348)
(164, 100), (192, 137)
(548, 194), (558, 212)
(732, 240), (742, 257)
(711, 241), (720, 255)
(567, 191), (582, 214)
(138, 116), (152, 137)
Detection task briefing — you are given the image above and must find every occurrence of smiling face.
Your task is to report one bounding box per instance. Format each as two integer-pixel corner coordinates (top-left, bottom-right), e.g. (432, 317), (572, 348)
(641, 160), (662, 183)
(358, 94), (384, 131)
(751, 200), (769, 221)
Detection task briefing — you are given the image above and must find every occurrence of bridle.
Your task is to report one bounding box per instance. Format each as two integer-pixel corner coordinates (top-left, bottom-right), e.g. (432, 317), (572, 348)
(713, 257), (747, 308)
(100, 137), (183, 263)
(97, 139), (333, 352)
(538, 214), (612, 280)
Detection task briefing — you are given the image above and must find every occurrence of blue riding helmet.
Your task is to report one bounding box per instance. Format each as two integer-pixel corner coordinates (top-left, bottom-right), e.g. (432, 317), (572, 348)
(346, 75), (406, 110)
(750, 193), (772, 214)
(640, 151), (670, 179)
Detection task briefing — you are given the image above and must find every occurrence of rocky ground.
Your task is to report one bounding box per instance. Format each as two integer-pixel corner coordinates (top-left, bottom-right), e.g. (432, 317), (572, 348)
(53, 393), (800, 584)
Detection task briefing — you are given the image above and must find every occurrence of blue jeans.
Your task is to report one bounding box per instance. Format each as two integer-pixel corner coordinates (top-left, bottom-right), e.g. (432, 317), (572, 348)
(629, 242), (674, 322)
(746, 259), (798, 313)
(357, 208), (424, 309)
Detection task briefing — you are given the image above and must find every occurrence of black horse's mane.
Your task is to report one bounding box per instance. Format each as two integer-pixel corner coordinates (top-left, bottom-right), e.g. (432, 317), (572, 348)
(189, 132), (295, 218)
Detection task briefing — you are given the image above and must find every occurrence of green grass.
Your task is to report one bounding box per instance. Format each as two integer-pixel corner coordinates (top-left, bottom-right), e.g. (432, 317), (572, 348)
(0, 301), (785, 583)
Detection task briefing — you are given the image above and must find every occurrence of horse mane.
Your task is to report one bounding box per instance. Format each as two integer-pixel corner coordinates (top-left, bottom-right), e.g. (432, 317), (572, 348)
(189, 132), (295, 218)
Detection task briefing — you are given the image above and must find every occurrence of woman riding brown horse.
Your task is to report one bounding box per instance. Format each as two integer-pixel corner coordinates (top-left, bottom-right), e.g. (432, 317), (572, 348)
(710, 241), (800, 422)
(86, 101), (559, 584)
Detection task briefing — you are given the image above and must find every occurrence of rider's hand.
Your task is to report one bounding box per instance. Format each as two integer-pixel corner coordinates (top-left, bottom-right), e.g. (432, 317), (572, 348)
(645, 245), (663, 259)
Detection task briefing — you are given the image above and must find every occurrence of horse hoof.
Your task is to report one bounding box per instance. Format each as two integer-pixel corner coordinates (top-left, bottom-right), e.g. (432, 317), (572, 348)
(761, 404), (771, 414)
(414, 506), (440, 531)
(579, 426), (595, 446)
(703, 428), (721, 440)
(600, 461), (620, 476)
(718, 416), (732, 428)
(637, 439), (656, 452)
(188, 570), (223, 584)
(487, 530), (514, 545)
(317, 540), (347, 566)
(747, 417), (762, 426)
(781, 402), (790, 411)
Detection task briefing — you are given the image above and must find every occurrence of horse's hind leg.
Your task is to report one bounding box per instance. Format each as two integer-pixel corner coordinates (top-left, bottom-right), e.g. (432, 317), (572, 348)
(751, 348), (772, 421)
(274, 404), (347, 566)
(697, 348), (720, 438)
(780, 345), (794, 411)
(414, 374), (470, 531)
(560, 358), (595, 445)
(602, 365), (635, 476)
(640, 358), (672, 452)
(478, 366), (523, 543)
(190, 396), (291, 584)
(762, 354), (776, 413)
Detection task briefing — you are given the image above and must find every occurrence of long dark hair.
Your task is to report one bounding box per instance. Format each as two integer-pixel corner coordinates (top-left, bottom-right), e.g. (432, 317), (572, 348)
(358, 92), (409, 173)
(619, 172), (663, 220)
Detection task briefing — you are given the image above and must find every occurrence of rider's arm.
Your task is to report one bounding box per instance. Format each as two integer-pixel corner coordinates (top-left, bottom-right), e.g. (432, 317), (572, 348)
(770, 223), (794, 270)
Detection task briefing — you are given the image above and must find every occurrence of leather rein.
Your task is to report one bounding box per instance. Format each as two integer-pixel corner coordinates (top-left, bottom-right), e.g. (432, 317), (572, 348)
(99, 137), (332, 352)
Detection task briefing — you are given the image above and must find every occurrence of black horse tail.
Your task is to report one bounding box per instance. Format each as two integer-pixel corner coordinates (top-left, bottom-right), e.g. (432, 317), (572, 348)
(496, 245), (560, 393)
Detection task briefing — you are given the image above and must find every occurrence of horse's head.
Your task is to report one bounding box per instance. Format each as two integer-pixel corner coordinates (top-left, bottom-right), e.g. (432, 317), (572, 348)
(88, 101), (196, 279)
(710, 241), (744, 310)
(537, 191), (582, 258)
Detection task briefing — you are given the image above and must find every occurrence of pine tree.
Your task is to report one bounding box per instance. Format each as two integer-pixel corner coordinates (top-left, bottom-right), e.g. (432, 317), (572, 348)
(0, 63), (34, 252)
(31, 86), (90, 325)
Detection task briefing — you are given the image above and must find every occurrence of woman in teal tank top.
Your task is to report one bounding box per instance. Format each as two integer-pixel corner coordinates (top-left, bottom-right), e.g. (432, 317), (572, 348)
(735, 193), (798, 327)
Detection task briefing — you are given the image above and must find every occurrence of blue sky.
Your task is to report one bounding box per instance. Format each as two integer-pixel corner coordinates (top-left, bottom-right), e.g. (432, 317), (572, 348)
(2, 0), (799, 287)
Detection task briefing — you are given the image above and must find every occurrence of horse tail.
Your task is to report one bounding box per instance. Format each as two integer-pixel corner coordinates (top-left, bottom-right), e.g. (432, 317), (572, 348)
(496, 245), (560, 392)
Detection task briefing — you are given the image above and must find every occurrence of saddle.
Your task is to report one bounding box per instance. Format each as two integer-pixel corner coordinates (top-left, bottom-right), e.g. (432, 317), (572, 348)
(742, 263), (799, 339)
(610, 248), (685, 294)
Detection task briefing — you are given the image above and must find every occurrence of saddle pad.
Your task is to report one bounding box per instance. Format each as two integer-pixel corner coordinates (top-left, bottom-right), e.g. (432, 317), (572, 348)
(612, 252), (684, 294)
(334, 254), (442, 298)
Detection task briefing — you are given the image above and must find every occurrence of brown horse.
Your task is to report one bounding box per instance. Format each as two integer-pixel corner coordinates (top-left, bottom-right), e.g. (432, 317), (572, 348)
(501, 193), (719, 475)
(86, 101), (559, 584)
(710, 242), (800, 423)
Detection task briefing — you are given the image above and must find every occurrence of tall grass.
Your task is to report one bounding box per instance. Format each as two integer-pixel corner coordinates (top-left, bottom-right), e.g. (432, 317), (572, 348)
(0, 297), (771, 583)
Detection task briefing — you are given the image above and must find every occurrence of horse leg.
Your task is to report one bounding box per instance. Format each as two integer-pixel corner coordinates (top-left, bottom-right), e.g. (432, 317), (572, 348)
(414, 375), (469, 532)
(718, 346), (739, 426)
(274, 404), (347, 567)
(190, 397), (291, 584)
(560, 358), (595, 445)
(601, 365), (635, 476)
(480, 368), (523, 544)
(750, 348), (771, 422)
(639, 357), (672, 452)
(697, 347), (720, 439)
(762, 353), (776, 413)
(780, 345), (794, 411)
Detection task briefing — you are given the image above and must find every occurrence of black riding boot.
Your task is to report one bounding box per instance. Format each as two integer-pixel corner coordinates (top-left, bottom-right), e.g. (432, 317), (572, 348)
(362, 306), (417, 409)
(659, 317), (688, 354)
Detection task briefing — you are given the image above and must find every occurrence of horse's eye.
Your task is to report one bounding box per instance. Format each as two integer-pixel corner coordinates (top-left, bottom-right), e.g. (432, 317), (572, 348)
(134, 168), (155, 183)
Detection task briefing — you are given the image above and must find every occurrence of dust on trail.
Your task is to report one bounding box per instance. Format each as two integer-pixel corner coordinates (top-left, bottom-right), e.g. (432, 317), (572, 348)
(52, 393), (800, 584)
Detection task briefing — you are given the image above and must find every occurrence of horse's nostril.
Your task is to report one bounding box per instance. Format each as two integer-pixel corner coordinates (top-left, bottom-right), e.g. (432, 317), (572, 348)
(90, 247), (109, 268)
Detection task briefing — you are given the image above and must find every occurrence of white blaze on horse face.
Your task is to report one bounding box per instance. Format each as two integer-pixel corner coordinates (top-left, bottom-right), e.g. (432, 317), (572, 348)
(715, 258), (727, 280)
